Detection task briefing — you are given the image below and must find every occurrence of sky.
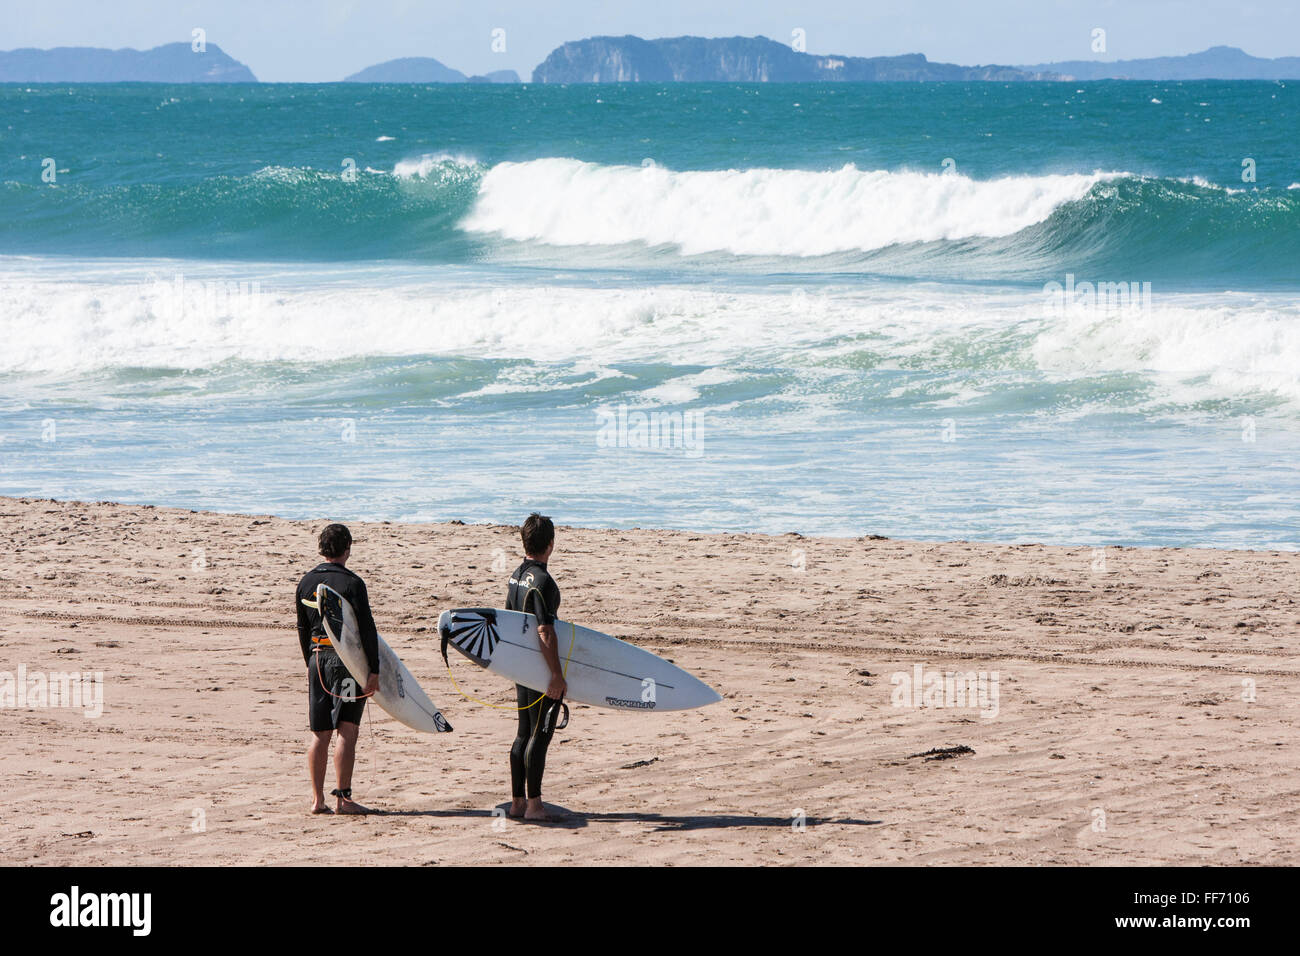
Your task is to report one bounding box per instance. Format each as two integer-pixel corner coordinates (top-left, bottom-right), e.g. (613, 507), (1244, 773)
(1, 0), (1296, 82)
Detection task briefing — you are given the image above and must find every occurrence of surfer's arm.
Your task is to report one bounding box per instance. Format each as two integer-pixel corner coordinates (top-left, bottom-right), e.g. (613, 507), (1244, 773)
(295, 587), (313, 665)
(527, 586), (565, 698)
(536, 623), (567, 700)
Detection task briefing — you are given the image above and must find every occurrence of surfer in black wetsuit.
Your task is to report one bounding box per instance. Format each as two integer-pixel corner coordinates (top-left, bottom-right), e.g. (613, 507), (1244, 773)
(295, 523), (380, 815)
(506, 513), (567, 823)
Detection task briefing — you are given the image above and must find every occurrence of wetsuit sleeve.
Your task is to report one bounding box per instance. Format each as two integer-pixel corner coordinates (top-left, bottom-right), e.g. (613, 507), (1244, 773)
(526, 590), (552, 625)
(296, 580), (312, 666)
(528, 577), (559, 626)
(354, 579), (381, 676)
(548, 577), (561, 619)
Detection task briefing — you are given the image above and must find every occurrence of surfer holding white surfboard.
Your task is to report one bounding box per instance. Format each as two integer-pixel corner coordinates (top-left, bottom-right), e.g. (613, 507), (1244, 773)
(505, 513), (568, 823)
(295, 524), (380, 816)
(438, 520), (724, 824)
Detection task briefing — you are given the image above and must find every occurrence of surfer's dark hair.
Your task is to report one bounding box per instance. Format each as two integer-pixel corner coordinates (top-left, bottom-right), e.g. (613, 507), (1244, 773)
(318, 523), (353, 559)
(521, 513), (554, 556)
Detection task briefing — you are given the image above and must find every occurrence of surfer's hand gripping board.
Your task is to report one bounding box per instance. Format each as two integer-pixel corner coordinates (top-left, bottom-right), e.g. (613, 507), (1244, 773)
(307, 584), (453, 733)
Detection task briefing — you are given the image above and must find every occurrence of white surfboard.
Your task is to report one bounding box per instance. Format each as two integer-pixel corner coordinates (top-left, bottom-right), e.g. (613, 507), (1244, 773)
(438, 607), (721, 712)
(311, 584), (452, 733)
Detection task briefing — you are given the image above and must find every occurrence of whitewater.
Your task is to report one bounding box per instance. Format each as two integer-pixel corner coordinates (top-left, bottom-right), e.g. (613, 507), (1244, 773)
(1, 81), (1297, 547)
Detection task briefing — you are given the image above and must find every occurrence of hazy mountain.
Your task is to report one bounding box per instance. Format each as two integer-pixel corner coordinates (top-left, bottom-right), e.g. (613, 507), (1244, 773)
(0, 42), (256, 82)
(466, 70), (522, 83)
(1020, 46), (1300, 80)
(12, 37), (1291, 86)
(343, 57), (520, 83)
(342, 56), (468, 83)
(532, 35), (1062, 83)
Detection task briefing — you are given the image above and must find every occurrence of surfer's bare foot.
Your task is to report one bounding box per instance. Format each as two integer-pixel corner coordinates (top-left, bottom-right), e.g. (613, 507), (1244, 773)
(311, 800), (334, 815)
(524, 798), (561, 823)
(336, 796), (372, 815)
(508, 798), (527, 818)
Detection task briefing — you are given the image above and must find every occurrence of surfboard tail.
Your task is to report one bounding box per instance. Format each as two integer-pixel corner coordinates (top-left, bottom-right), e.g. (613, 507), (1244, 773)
(315, 584), (344, 637)
(439, 608), (501, 668)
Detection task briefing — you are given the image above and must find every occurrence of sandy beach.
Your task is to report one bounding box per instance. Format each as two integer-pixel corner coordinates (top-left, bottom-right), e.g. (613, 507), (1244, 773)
(1, 495), (1297, 866)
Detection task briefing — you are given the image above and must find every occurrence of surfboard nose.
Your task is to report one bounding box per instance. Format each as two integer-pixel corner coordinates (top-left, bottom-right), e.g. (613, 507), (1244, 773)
(690, 677), (723, 706)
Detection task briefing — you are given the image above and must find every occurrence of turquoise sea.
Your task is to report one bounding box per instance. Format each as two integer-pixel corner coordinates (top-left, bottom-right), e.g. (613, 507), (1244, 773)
(2, 81), (1298, 546)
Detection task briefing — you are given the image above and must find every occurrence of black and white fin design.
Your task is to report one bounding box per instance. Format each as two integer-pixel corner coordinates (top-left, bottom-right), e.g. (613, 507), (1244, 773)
(442, 609), (501, 666)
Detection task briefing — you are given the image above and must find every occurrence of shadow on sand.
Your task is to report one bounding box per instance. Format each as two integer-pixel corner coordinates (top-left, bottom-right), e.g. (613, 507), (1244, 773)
(372, 804), (883, 832)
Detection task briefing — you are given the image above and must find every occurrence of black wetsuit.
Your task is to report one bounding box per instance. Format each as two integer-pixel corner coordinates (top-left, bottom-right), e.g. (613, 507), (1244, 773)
(506, 558), (564, 799)
(296, 562), (380, 731)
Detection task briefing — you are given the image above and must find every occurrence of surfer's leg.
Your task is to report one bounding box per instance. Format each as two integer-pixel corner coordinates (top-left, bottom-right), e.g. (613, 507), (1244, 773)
(523, 696), (562, 820)
(509, 684), (539, 815)
(307, 652), (335, 813)
(323, 651), (366, 727)
(308, 730), (333, 813)
(332, 720), (371, 814)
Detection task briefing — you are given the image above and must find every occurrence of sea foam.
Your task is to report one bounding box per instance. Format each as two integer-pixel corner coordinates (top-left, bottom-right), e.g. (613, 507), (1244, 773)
(460, 159), (1117, 257)
(4, 269), (1298, 410)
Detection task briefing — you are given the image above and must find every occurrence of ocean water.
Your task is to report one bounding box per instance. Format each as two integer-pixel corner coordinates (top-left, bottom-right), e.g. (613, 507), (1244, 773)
(1, 82), (1298, 548)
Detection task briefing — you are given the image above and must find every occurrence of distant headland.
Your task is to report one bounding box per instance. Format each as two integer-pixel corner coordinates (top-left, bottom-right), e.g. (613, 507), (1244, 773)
(1, 36), (1297, 84)
(531, 35), (1060, 82)
(0, 42), (256, 82)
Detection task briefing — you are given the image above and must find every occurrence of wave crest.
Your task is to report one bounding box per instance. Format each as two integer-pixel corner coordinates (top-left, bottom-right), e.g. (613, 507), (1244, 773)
(461, 159), (1115, 256)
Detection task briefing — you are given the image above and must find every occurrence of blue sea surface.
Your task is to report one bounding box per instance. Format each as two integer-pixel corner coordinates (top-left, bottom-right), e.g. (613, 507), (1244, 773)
(1, 82), (1297, 547)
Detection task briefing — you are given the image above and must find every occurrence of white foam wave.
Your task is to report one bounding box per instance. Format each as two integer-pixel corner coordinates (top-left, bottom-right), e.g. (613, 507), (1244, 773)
(638, 368), (741, 405)
(3, 269), (1298, 409)
(0, 274), (816, 372)
(460, 159), (1116, 257)
(392, 152), (482, 179)
(1176, 175), (1244, 195)
(1030, 296), (1300, 404)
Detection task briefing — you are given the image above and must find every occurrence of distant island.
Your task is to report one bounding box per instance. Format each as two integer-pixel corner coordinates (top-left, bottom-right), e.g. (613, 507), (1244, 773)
(466, 71), (522, 84)
(0, 42), (255, 82)
(2, 37), (1297, 84)
(532, 35), (1061, 83)
(343, 57), (519, 83)
(1019, 45), (1300, 80)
